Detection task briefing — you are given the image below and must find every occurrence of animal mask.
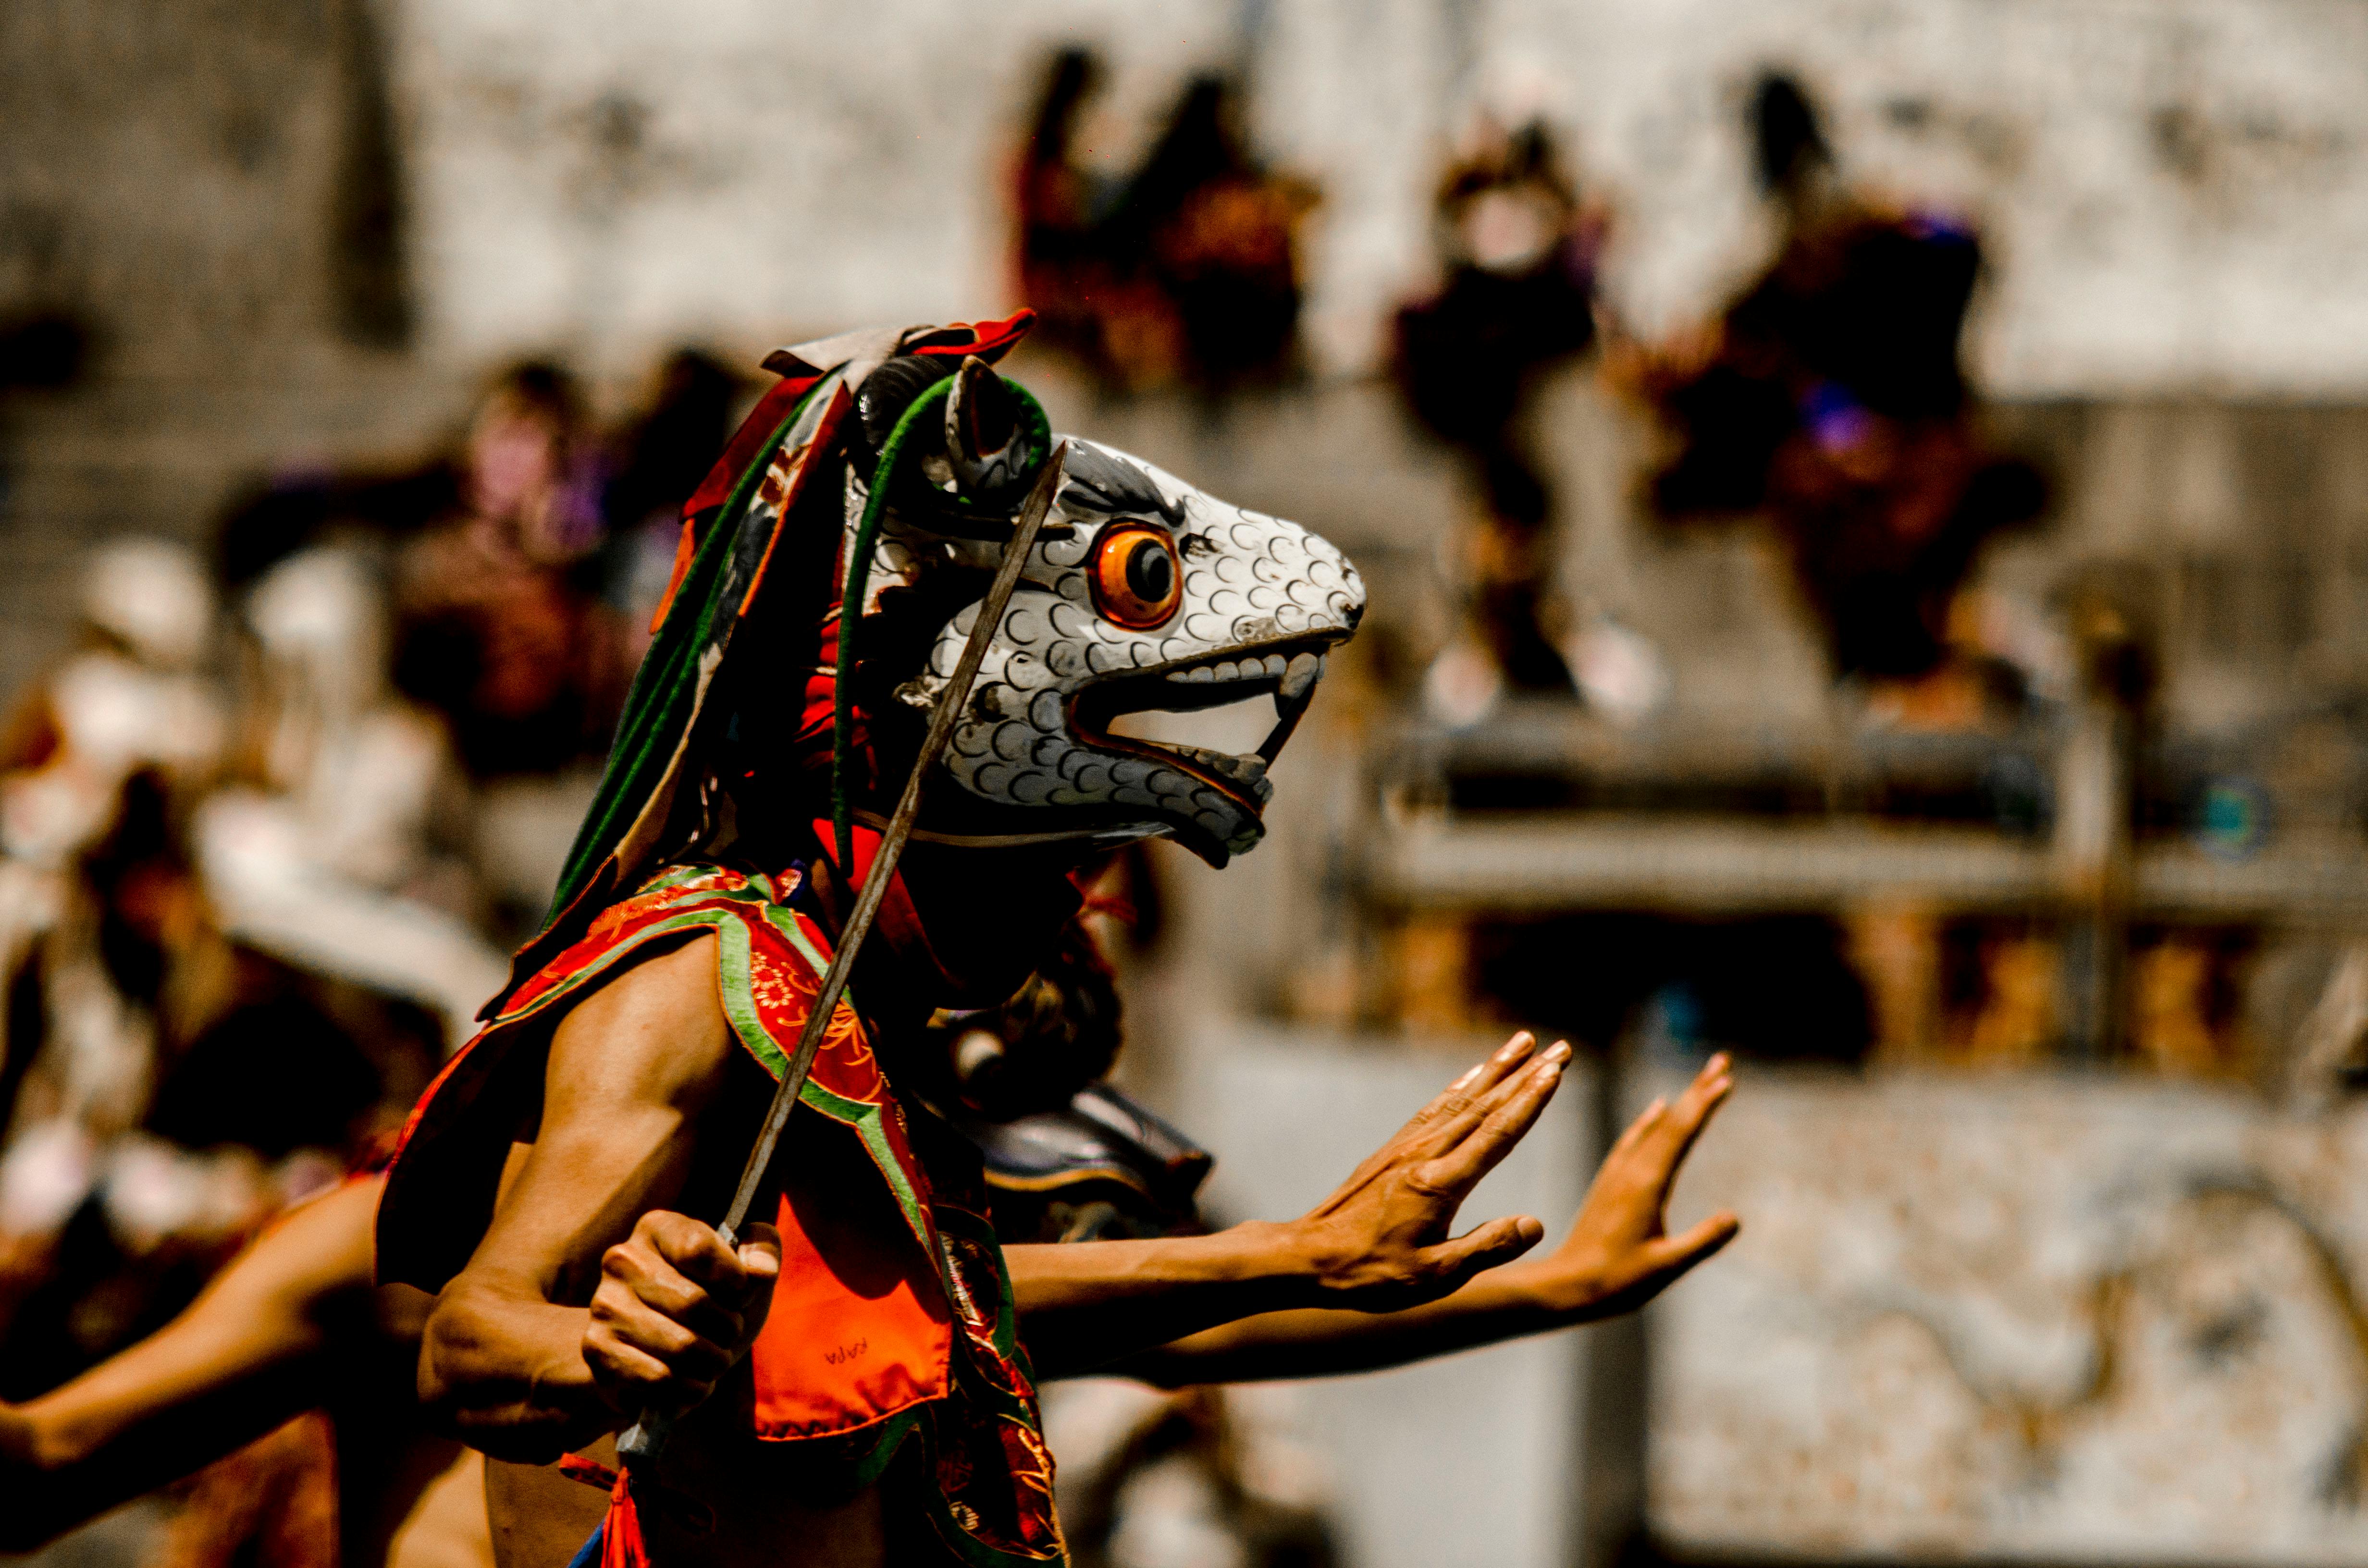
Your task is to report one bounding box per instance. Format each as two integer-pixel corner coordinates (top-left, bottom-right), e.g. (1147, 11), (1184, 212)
(842, 355), (1365, 867)
(508, 315), (1359, 1020)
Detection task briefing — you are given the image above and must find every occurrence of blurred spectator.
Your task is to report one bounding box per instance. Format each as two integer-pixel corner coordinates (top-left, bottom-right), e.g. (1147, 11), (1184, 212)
(196, 547), (505, 1049)
(395, 362), (626, 779)
(1628, 74), (2057, 1069)
(211, 347), (740, 937)
(1396, 120), (1601, 454)
(0, 540), (224, 869)
(1016, 54), (1316, 395)
(1015, 51), (1124, 377)
(602, 348), (750, 668)
(210, 362), (627, 781)
(1639, 72), (2046, 720)
(1395, 120), (1609, 718)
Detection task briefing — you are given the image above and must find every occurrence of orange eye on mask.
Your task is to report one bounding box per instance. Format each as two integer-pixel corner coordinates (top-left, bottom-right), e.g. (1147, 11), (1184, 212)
(1089, 524), (1181, 629)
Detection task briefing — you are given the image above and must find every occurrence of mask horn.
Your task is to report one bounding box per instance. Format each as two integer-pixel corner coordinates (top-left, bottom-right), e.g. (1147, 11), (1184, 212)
(945, 355), (1045, 503)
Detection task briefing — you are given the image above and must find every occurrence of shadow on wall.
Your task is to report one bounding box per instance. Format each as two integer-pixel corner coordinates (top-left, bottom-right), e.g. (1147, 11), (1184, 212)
(331, 0), (413, 350)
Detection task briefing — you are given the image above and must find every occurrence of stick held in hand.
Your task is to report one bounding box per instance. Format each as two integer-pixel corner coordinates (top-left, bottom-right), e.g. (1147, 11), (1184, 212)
(618, 445), (1070, 1464)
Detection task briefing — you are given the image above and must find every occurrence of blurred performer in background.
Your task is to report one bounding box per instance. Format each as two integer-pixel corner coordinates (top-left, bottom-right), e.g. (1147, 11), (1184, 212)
(0, 543), (243, 1389)
(1394, 121), (1606, 717)
(0, 1165), (476, 1568)
(0, 544), (424, 1411)
(1640, 73), (2046, 724)
(0, 346), (748, 1566)
(0, 538), (468, 1568)
(1016, 54), (1315, 395)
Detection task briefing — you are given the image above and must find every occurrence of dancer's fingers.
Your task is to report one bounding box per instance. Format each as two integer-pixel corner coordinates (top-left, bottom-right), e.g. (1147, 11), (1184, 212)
(582, 1328), (676, 1407)
(1649, 1057), (1736, 1192)
(598, 1252), (740, 1352)
(1421, 1213), (1547, 1290)
(729, 1222), (783, 1347)
(735, 1222), (783, 1281)
(1409, 1032), (1537, 1137)
(1643, 1211), (1742, 1280)
(587, 1274), (737, 1393)
(1419, 1044), (1570, 1196)
(1336, 1033), (1540, 1192)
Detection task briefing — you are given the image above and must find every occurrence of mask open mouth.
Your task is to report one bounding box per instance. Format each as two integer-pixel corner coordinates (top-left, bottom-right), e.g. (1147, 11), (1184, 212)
(1069, 636), (1341, 815)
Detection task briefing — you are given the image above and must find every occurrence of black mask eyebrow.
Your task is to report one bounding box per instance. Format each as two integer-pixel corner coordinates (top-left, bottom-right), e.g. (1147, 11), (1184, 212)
(1057, 444), (1184, 527)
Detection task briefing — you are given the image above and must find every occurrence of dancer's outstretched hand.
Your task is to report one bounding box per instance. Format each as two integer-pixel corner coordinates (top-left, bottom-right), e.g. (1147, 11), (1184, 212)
(1543, 1053), (1740, 1319)
(0, 1403), (28, 1475)
(584, 1211), (782, 1419)
(1287, 1031), (1569, 1312)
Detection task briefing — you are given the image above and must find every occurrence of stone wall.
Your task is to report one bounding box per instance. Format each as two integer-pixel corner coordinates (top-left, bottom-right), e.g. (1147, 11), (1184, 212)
(1648, 1069), (2368, 1564)
(0, 0), (463, 701)
(380, 0), (2368, 393)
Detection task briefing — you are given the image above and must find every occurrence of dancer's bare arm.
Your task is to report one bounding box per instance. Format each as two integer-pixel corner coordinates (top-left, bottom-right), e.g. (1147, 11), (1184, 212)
(0, 1179), (395, 1551)
(1008, 1034), (1574, 1378)
(423, 941), (1573, 1454)
(417, 936), (784, 1463)
(1104, 1054), (1740, 1386)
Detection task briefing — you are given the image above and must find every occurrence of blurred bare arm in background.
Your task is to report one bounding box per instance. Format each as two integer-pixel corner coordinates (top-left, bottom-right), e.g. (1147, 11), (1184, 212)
(0, 1179), (405, 1551)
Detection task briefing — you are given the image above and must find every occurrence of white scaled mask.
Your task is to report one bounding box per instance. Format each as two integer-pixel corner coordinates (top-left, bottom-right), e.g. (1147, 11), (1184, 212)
(898, 436), (1364, 865)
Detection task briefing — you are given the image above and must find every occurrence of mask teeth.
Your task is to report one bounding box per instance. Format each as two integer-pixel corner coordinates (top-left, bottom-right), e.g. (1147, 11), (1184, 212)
(1257, 661), (1325, 764)
(1163, 652), (1295, 686)
(1171, 744), (1274, 805)
(1278, 650), (1322, 702)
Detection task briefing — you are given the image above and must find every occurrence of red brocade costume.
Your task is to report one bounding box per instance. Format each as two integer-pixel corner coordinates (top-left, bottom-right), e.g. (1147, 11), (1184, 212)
(380, 862), (1062, 1566)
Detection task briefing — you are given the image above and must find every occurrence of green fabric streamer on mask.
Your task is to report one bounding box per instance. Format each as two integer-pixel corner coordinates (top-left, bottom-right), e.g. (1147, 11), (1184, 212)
(548, 384), (826, 926)
(830, 372), (1051, 875)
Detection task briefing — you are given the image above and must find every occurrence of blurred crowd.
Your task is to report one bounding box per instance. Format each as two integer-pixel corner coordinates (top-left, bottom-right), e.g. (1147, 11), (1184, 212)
(0, 347), (743, 1409)
(1014, 57), (2050, 735)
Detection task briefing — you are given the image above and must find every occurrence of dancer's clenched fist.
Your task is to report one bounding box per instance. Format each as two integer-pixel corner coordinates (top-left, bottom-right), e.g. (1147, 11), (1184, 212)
(584, 1211), (781, 1418)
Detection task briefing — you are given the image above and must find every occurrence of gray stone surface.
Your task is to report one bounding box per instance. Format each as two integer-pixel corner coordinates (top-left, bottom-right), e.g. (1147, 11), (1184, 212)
(1647, 1068), (2368, 1564)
